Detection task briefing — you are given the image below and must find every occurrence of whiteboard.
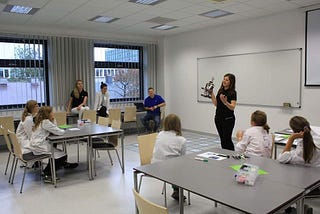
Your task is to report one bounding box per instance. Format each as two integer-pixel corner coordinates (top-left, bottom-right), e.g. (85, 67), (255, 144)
(197, 49), (302, 107)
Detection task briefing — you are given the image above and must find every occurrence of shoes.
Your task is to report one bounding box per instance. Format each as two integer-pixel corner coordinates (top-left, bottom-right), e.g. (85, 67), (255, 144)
(171, 191), (186, 201)
(64, 162), (78, 169)
(32, 161), (40, 169)
(43, 175), (60, 184)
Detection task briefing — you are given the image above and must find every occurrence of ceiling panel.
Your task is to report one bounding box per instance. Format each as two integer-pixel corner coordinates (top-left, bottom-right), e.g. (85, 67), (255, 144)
(0, 0), (319, 37)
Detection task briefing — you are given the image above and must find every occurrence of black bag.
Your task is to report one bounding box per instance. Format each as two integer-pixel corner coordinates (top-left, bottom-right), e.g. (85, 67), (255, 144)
(97, 106), (107, 117)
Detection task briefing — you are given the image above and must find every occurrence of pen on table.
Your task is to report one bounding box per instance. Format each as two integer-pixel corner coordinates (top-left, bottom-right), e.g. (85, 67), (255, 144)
(215, 153), (230, 158)
(194, 157), (208, 162)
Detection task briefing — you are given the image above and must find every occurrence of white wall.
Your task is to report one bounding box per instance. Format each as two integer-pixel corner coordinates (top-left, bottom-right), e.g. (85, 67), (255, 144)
(162, 10), (320, 135)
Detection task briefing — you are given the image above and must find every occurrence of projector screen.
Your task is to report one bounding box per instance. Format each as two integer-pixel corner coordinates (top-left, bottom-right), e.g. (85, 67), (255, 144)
(306, 8), (320, 86)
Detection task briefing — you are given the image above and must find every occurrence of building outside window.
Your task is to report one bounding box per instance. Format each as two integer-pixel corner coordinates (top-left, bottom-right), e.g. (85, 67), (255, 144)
(94, 44), (143, 102)
(0, 38), (48, 109)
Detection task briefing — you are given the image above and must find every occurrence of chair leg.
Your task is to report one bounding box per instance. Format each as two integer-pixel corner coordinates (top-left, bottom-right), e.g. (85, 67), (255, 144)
(94, 150), (97, 176)
(4, 153), (11, 175)
(11, 158), (19, 184)
(135, 121), (139, 135)
(107, 150), (113, 165)
(188, 191), (191, 205)
(20, 163), (27, 193)
(77, 143), (80, 162)
(9, 156), (16, 183)
(114, 149), (122, 169)
(96, 150), (100, 158)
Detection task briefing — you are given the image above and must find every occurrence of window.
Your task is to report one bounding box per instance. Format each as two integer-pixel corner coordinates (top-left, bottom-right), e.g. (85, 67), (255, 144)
(0, 38), (48, 109)
(94, 44), (143, 102)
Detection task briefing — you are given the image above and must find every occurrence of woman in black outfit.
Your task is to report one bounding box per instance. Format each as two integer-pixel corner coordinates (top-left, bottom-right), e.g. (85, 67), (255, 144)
(211, 73), (237, 151)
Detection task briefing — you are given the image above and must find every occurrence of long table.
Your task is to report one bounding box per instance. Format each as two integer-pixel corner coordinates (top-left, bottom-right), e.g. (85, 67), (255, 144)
(133, 148), (320, 214)
(48, 124), (124, 187)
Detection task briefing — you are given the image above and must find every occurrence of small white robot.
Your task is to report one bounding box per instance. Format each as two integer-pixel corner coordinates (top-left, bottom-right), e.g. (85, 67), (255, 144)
(201, 77), (215, 98)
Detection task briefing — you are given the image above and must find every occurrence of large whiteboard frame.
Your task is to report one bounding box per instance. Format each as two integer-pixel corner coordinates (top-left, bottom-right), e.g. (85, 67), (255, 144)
(197, 48), (302, 108)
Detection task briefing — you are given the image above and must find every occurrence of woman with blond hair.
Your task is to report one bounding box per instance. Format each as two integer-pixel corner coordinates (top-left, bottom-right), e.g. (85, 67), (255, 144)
(151, 114), (186, 200)
(67, 80), (89, 119)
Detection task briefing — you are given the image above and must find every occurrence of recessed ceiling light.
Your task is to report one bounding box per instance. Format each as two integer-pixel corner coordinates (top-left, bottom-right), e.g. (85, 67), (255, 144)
(3, 4), (39, 15)
(151, 24), (177, 30)
(89, 16), (119, 23)
(129, 0), (166, 6)
(200, 9), (233, 18)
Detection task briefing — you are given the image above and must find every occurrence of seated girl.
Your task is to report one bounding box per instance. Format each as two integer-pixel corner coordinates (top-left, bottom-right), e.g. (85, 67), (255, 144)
(29, 106), (78, 182)
(151, 114), (186, 200)
(235, 110), (273, 157)
(277, 116), (320, 167)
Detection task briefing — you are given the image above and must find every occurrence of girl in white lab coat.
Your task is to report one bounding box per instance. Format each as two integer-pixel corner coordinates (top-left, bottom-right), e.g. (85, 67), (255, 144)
(235, 110), (273, 157)
(16, 100), (39, 154)
(30, 106), (78, 180)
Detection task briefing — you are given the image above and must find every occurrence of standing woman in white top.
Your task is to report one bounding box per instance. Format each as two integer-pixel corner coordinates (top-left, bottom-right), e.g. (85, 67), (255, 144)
(151, 114), (186, 201)
(94, 82), (110, 117)
(16, 100), (39, 154)
(30, 106), (78, 180)
(277, 116), (320, 167)
(235, 110), (272, 157)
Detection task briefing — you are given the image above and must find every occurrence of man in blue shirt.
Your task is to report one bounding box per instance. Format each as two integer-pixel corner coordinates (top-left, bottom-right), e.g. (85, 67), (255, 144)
(142, 87), (166, 132)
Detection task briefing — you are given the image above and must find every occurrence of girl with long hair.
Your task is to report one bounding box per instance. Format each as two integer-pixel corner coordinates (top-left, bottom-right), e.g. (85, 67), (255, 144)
(67, 80), (89, 119)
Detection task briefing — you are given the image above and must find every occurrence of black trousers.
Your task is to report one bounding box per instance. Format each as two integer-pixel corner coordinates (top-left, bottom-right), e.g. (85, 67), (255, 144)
(214, 116), (235, 151)
(43, 155), (67, 176)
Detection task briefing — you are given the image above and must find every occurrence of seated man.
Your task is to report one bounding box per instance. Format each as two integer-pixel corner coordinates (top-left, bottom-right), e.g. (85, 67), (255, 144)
(141, 87), (166, 132)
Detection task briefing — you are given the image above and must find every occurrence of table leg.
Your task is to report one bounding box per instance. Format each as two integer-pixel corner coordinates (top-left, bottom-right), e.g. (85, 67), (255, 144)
(134, 170), (139, 214)
(121, 131), (125, 173)
(88, 136), (93, 180)
(296, 197), (304, 214)
(274, 144), (278, 159)
(179, 187), (184, 214)
(51, 146), (57, 187)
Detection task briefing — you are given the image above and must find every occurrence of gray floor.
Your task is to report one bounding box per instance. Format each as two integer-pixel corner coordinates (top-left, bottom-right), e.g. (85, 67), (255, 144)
(0, 131), (319, 214)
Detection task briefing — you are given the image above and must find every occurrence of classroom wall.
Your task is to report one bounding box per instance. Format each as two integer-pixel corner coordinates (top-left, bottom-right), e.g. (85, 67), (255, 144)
(161, 9), (320, 135)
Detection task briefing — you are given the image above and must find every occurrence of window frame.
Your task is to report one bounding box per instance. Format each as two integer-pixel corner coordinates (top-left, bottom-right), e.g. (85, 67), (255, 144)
(94, 43), (144, 102)
(0, 37), (49, 110)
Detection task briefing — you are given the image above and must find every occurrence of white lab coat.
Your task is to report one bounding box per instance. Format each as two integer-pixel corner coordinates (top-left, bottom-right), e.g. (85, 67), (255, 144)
(151, 131), (186, 163)
(93, 91), (110, 114)
(277, 131), (320, 167)
(235, 126), (273, 158)
(29, 119), (66, 158)
(16, 114), (34, 154)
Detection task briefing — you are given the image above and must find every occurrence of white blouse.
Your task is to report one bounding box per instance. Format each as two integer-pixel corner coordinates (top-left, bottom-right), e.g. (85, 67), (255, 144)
(235, 126), (272, 158)
(277, 132), (320, 167)
(151, 131), (186, 163)
(16, 115), (34, 154)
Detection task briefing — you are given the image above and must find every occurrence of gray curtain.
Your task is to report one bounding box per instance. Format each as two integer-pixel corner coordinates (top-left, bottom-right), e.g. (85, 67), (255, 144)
(143, 43), (157, 98)
(48, 37), (94, 111)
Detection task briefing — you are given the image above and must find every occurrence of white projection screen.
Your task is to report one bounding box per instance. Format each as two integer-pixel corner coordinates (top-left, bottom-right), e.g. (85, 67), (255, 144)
(306, 8), (320, 86)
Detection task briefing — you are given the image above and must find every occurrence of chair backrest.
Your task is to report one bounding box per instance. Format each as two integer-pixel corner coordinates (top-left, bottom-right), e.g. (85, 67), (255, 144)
(8, 130), (23, 159)
(82, 110), (97, 124)
(108, 108), (121, 125)
(137, 133), (158, 166)
(54, 111), (67, 126)
(0, 116), (14, 135)
(124, 106), (137, 122)
(132, 188), (168, 214)
(97, 116), (109, 126)
(0, 125), (13, 153)
(111, 120), (121, 129)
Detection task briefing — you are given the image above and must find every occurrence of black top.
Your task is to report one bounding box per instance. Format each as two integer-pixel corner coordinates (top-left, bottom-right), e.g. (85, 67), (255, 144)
(215, 89), (237, 119)
(70, 90), (88, 108)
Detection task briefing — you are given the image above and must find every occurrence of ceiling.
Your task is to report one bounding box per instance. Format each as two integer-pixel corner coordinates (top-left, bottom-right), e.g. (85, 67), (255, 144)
(0, 0), (320, 38)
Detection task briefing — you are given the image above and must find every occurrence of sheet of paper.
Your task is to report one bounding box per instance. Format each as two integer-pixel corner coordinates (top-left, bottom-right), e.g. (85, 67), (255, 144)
(68, 128), (80, 131)
(197, 152), (228, 161)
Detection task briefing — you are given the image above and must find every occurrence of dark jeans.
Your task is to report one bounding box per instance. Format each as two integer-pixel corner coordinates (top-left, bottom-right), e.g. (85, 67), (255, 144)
(214, 116), (235, 151)
(43, 155), (67, 176)
(141, 113), (160, 132)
